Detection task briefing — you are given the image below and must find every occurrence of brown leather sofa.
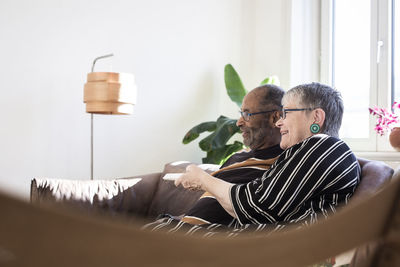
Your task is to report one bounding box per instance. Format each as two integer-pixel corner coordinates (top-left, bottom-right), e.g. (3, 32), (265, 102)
(30, 159), (392, 222)
(24, 158), (398, 267)
(0, 157), (396, 267)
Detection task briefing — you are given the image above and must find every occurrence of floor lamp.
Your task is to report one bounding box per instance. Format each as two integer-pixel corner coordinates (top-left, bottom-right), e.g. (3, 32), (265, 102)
(83, 54), (137, 180)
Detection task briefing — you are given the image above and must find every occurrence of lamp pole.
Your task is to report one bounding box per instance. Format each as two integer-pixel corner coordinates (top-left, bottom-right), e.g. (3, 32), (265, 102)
(89, 54), (114, 180)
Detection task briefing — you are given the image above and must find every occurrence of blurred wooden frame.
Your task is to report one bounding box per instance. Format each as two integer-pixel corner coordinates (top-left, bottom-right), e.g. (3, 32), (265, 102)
(0, 169), (399, 267)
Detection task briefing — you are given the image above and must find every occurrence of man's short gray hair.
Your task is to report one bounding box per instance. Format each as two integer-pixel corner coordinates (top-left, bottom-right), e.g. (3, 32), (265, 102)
(283, 82), (344, 137)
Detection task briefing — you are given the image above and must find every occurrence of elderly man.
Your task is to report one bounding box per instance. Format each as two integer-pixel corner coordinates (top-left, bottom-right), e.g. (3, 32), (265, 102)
(179, 84), (285, 225)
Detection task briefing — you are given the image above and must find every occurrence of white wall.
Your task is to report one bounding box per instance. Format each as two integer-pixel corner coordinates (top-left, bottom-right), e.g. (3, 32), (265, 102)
(0, 0), (291, 199)
(220, 0), (293, 118)
(289, 0), (321, 87)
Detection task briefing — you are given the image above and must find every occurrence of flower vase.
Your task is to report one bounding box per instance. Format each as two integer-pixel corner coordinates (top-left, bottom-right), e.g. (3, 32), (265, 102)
(389, 127), (400, 151)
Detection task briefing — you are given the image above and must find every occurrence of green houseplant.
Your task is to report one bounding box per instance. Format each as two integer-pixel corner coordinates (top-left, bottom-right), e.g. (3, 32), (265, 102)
(182, 64), (279, 164)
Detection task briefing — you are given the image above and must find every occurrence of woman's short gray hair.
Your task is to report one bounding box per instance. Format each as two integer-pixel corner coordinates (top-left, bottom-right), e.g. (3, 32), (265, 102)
(282, 82), (344, 137)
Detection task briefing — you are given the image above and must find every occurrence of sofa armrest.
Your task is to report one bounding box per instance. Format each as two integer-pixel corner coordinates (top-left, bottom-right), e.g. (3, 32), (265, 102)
(352, 158), (394, 203)
(162, 161), (220, 174)
(30, 172), (162, 218)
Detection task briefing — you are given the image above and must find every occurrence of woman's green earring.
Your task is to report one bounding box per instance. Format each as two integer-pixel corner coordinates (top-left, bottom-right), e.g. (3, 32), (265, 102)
(310, 123), (320, 134)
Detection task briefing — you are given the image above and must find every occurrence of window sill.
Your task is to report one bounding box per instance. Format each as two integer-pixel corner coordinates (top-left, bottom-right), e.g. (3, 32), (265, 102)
(355, 151), (399, 161)
(355, 151), (400, 169)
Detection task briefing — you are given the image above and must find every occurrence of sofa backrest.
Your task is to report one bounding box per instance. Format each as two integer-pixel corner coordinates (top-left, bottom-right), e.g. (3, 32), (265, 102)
(30, 158), (394, 223)
(31, 172), (162, 219)
(30, 162), (220, 220)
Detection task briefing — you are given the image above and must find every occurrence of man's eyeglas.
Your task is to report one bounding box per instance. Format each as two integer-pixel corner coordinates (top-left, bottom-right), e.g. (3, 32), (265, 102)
(239, 110), (278, 121)
(281, 108), (313, 119)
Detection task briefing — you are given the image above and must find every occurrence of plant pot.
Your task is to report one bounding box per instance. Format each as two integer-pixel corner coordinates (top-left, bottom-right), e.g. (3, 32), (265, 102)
(389, 127), (400, 151)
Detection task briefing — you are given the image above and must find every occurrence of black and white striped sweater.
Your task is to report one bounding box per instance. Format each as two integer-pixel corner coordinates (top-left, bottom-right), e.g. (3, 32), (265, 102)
(230, 134), (360, 226)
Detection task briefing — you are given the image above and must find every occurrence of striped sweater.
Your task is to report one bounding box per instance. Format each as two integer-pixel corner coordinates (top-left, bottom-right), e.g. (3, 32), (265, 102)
(230, 134), (361, 226)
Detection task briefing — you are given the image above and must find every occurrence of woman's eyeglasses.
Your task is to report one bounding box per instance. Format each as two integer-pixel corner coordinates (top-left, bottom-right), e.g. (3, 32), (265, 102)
(281, 108), (313, 119)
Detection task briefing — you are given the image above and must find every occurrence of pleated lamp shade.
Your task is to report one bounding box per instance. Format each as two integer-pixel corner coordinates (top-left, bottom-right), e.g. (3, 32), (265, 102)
(84, 72), (137, 115)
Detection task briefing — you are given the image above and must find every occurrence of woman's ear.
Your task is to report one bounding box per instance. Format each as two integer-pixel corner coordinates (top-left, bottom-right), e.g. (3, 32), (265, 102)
(313, 108), (326, 126)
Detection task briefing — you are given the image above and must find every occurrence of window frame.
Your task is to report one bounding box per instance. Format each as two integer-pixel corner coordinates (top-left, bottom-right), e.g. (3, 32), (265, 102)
(320, 0), (394, 152)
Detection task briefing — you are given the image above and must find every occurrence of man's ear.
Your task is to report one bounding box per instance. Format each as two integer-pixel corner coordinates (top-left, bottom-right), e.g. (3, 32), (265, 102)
(313, 108), (326, 126)
(270, 111), (281, 126)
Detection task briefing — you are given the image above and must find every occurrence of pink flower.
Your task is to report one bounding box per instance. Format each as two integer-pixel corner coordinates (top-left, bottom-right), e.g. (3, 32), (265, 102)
(369, 102), (400, 136)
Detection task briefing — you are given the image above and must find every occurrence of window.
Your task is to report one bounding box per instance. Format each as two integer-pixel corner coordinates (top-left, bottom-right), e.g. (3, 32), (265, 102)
(333, 0), (371, 139)
(321, 0), (395, 152)
(394, 0), (400, 103)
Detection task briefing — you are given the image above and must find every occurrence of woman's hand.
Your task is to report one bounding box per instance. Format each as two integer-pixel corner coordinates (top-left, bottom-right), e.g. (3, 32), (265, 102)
(174, 164), (237, 218)
(174, 164), (207, 191)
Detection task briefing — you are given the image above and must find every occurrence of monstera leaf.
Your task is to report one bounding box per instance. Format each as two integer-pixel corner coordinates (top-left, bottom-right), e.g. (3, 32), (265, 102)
(182, 121), (217, 144)
(182, 116), (242, 164)
(260, 76), (280, 86)
(224, 64), (247, 107)
(198, 116), (240, 151)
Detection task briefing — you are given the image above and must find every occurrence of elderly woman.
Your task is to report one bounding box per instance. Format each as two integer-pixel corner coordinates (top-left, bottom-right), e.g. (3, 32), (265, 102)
(173, 82), (360, 227)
